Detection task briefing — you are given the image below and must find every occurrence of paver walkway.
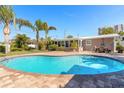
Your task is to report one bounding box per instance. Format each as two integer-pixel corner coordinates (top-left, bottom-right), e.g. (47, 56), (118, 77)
(0, 66), (73, 88)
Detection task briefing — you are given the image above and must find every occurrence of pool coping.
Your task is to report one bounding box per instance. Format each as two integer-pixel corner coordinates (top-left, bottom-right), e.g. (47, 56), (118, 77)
(0, 52), (124, 76)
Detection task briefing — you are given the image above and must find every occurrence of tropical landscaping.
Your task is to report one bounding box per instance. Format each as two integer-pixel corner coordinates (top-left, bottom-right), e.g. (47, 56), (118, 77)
(0, 5), (58, 56)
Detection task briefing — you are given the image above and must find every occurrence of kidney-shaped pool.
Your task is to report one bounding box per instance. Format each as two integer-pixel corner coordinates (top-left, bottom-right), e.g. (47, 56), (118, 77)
(0, 55), (124, 75)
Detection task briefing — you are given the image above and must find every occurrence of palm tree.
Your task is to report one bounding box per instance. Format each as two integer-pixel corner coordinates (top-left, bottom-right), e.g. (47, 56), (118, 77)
(42, 22), (56, 40)
(42, 22), (56, 49)
(34, 19), (43, 49)
(17, 19), (44, 50)
(0, 5), (16, 54)
(16, 18), (34, 30)
(0, 5), (34, 53)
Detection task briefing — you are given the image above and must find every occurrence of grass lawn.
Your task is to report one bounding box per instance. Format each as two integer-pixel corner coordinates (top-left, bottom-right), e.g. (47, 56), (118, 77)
(0, 49), (47, 57)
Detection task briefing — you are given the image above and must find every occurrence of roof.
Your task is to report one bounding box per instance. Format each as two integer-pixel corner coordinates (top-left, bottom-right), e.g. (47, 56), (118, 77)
(54, 34), (119, 41)
(79, 34), (119, 40)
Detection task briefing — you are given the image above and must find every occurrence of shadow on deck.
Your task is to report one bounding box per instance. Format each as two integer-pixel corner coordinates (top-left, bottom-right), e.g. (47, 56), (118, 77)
(63, 65), (124, 88)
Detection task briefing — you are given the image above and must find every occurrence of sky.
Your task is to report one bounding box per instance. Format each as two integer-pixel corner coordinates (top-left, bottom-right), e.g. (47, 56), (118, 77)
(1, 5), (124, 41)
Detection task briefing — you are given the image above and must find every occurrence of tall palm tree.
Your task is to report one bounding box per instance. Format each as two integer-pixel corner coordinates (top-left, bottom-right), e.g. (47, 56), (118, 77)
(42, 22), (56, 49)
(42, 22), (56, 40)
(34, 19), (43, 49)
(0, 5), (16, 54)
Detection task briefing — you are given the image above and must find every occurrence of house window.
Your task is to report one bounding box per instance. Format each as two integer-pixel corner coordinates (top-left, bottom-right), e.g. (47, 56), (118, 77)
(86, 40), (92, 46)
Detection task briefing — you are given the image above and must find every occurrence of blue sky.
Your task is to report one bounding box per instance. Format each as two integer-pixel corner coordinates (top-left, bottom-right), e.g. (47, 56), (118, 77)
(1, 5), (124, 41)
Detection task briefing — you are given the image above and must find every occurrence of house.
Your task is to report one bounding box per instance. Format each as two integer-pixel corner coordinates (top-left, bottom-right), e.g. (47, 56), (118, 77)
(54, 34), (120, 52)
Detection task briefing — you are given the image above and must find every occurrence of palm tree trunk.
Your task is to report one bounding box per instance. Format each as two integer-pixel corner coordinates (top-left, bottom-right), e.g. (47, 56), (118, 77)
(45, 31), (48, 50)
(36, 30), (39, 49)
(3, 25), (10, 54)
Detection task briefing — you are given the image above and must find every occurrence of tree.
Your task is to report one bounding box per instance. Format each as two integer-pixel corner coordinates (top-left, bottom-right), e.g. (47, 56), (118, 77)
(0, 5), (16, 53)
(101, 27), (115, 35)
(16, 18), (34, 30)
(42, 22), (56, 49)
(42, 22), (56, 40)
(16, 19), (44, 50)
(34, 19), (43, 49)
(118, 31), (124, 36)
(13, 34), (30, 49)
(66, 35), (73, 38)
(0, 6), (34, 53)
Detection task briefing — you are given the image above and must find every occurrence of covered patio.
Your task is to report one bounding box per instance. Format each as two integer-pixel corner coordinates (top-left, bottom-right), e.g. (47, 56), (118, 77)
(54, 34), (119, 52)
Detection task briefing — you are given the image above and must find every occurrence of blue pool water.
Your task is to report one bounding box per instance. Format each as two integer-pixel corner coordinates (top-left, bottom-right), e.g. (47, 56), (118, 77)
(1, 55), (124, 74)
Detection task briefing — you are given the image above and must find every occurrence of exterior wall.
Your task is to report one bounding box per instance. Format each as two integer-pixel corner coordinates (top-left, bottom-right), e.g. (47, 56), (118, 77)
(82, 38), (114, 51)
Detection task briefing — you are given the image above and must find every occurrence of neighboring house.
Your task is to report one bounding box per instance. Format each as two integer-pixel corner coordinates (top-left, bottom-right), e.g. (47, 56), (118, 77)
(28, 44), (36, 48)
(54, 34), (120, 52)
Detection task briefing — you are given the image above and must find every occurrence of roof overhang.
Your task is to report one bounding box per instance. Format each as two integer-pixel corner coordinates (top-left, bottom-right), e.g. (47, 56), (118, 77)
(54, 34), (119, 41)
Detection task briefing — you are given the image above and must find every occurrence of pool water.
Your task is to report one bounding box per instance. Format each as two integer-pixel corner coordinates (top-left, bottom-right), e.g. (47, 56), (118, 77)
(1, 55), (124, 74)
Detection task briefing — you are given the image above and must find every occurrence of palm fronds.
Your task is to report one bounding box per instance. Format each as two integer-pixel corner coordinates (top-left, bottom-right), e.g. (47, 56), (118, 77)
(16, 18), (34, 30)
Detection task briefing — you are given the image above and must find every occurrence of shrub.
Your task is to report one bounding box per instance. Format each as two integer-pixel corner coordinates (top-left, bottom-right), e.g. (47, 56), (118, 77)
(0, 45), (5, 53)
(38, 41), (46, 50)
(71, 41), (78, 50)
(11, 48), (23, 51)
(48, 44), (58, 51)
(23, 45), (30, 50)
(116, 44), (124, 53)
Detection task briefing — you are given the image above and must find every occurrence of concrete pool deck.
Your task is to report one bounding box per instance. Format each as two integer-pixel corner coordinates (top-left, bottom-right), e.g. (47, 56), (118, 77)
(0, 51), (124, 88)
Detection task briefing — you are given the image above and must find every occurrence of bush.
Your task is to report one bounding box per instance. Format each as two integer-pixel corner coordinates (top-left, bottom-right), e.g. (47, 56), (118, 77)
(11, 48), (23, 51)
(23, 45), (30, 50)
(0, 45), (5, 53)
(38, 41), (46, 50)
(48, 44), (58, 51)
(71, 41), (78, 51)
(116, 44), (124, 53)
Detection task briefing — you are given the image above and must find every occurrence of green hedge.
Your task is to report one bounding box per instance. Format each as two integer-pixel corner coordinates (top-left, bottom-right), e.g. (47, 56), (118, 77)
(11, 48), (23, 51)
(116, 44), (124, 53)
(0, 45), (5, 53)
(48, 44), (58, 51)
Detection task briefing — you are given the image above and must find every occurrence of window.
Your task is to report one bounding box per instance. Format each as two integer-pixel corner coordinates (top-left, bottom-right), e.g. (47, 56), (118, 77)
(86, 40), (92, 46)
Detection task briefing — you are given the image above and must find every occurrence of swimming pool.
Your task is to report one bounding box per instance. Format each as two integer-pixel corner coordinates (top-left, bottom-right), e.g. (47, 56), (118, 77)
(0, 55), (124, 75)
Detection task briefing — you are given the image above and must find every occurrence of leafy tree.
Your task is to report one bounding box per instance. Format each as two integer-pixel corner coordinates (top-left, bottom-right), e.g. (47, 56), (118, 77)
(118, 31), (124, 36)
(13, 34), (30, 49)
(101, 27), (115, 35)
